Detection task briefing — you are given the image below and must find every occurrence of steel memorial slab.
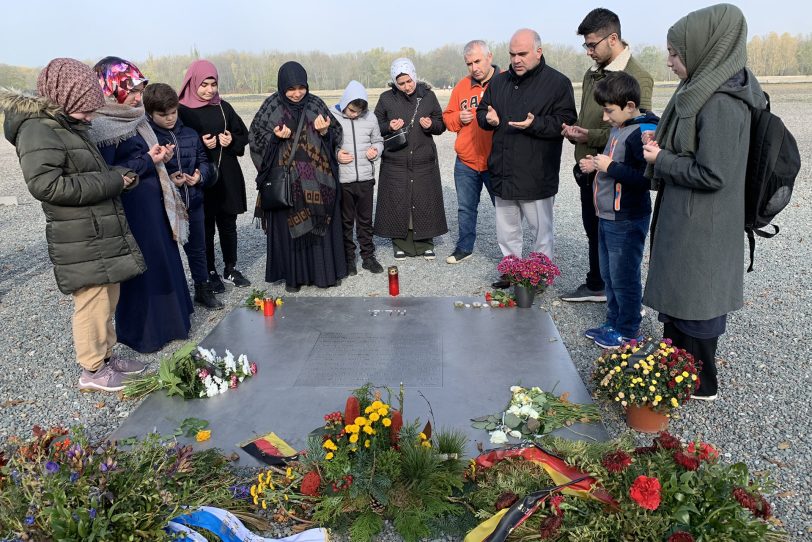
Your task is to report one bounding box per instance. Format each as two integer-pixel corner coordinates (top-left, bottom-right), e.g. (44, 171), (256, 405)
(111, 297), (607, 463)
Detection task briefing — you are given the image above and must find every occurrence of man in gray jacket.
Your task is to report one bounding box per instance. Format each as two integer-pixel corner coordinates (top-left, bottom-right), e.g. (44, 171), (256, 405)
(330, 80), (385, 275)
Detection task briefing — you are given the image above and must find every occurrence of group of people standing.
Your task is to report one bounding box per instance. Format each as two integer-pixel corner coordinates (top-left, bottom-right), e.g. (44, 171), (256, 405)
(2, 3), (758, 402)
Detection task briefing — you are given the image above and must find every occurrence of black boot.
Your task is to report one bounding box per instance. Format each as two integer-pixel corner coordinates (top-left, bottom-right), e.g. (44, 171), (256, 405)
(194, 282), (224, 310)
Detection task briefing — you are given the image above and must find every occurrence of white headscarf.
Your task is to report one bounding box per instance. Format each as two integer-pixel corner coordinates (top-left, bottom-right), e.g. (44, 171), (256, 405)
(390, 58), (417, 85)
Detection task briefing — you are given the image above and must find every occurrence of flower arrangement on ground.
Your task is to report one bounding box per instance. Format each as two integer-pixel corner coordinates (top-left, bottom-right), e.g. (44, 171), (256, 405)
(484, 290), (517, 308)
(257, 384), (468, 542)
(0, 425), (258, 541)
(472, 385), (601, 444)
(123, 342), (257, 400)
(592, 338), (700, 413)
(496, 252), (560, 291)
(463, 432), (785, 541)
(245, 288), (284, 311)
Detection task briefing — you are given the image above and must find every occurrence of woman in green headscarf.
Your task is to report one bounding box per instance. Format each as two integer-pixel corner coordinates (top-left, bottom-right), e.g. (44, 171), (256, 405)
(642, 3), (766, 401)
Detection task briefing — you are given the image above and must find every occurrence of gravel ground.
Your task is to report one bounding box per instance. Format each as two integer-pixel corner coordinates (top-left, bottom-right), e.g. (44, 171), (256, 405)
(0, 85), (809, 540)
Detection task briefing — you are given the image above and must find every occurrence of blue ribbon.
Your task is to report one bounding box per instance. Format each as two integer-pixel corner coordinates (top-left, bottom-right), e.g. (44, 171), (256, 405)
(167, 506), (326, 542)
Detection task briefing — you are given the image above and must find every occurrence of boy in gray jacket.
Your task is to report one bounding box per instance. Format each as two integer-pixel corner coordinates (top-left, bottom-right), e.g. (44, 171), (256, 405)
(331, 80), (385, 274)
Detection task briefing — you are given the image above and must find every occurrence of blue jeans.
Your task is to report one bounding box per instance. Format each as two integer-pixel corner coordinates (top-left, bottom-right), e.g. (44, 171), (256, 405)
(454, 157), (494, 253)
(598, 216), (650, 337)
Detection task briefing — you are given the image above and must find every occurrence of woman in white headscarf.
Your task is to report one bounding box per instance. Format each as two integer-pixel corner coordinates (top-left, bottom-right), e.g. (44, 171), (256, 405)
(373, 58), (447, 260)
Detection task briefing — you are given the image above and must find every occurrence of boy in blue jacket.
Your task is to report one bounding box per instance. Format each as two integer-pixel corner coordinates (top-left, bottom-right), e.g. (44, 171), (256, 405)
(579, 71), (658, 348)
(144, 83), (222, 309)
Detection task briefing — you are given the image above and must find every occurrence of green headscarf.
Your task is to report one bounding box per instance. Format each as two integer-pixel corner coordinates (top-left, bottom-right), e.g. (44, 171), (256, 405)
(655, 3), (748, 155)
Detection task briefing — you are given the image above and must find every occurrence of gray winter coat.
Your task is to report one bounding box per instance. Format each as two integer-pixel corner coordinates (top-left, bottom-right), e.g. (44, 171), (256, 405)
(0, 90), (145, 294)
(330, 81), (384, 184)
(643, 70), (765, 320)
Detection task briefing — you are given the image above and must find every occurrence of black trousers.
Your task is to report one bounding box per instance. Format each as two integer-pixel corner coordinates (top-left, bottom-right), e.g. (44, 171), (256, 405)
(204, 209), (238, 272)
(663, 322), (719, 396)
(340, 180), (375, 261)
(579, 181), (604, 291)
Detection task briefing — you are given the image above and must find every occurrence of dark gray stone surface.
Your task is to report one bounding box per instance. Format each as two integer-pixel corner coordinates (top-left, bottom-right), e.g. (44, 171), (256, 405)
(111, 297), (607, 463)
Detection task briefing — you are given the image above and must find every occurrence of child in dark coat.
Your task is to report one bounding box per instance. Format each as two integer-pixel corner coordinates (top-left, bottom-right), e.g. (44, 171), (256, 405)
(144, 83), (221, 309)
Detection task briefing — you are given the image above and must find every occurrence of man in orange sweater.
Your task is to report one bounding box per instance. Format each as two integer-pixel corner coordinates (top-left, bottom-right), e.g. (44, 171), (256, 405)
(442, 40), (498, 264)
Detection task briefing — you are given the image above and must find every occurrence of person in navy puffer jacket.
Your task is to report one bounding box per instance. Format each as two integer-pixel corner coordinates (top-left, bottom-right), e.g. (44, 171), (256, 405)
(144, 83), (221, 310)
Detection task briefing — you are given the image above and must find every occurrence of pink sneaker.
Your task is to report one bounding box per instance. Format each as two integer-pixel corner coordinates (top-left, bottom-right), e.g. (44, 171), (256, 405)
(108, 355), (146, 375)
(78, 365), (125, 392)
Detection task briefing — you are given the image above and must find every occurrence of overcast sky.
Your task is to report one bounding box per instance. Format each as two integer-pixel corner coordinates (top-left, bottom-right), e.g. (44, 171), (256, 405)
(2, 0), (809, 67)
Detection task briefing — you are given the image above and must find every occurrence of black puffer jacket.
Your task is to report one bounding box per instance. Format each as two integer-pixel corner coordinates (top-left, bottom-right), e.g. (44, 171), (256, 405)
(373, 83), (447, 240)
(476, 57), (577, 200)
(1, 90), (145, 294)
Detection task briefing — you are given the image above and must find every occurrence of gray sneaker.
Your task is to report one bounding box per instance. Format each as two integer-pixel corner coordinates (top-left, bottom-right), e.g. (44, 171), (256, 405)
(78, 365), (126, 392)
(108, 355), (146, 375)
(560, 283), (607, 303)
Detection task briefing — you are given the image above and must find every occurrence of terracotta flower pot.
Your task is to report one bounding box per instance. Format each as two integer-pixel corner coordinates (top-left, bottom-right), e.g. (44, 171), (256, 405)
(626, 404), (670, 433)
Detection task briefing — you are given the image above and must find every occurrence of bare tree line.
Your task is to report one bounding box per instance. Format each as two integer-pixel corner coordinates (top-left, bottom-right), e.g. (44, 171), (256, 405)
(2, 32), (811, 93)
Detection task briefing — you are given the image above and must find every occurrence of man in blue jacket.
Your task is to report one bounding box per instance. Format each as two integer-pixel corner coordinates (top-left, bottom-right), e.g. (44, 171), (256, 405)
(477, 28), (577, 289)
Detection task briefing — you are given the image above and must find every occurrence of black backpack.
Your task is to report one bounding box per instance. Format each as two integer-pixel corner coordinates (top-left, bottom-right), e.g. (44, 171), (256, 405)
(745, 91), (801, 272)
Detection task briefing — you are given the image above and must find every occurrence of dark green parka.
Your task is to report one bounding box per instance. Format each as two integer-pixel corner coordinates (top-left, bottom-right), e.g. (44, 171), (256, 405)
(1, 90), (145, 294)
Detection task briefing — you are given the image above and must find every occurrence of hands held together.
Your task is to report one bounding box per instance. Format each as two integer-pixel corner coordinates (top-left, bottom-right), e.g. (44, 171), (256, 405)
(274, 114), (331, 139)
(337, 146), (379, 164)
(201, 131), (232, 149)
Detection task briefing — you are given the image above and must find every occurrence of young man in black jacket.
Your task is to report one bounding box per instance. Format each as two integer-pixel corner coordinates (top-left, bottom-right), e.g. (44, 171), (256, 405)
(476, 28), (577, 289)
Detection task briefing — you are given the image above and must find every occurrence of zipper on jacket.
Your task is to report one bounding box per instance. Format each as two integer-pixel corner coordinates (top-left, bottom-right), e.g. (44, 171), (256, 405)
(351, 119), (359, 182)
(168, 129), (189, 209)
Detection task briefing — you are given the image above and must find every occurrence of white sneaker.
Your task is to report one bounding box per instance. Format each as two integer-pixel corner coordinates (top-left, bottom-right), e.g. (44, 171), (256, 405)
(691, 393), (718, 402)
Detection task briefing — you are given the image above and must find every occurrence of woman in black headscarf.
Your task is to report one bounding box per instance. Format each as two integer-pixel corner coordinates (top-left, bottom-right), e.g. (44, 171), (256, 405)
(249, 62), (346, 292)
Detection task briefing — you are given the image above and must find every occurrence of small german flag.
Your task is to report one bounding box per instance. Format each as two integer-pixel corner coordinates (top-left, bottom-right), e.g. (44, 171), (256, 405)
(238, 432), (298, 465)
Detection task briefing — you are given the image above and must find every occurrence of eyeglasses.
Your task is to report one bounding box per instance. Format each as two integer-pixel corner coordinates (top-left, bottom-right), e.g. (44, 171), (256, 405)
(582, 34), (613, 52)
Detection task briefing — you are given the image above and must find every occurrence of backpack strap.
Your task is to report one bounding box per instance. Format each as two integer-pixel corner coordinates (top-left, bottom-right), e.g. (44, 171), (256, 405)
(746, 225), (779, 272)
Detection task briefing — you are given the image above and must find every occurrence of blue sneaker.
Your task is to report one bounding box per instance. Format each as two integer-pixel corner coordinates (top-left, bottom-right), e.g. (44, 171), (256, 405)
(584, 323), (613, 340)
(593, 329), (643, 349)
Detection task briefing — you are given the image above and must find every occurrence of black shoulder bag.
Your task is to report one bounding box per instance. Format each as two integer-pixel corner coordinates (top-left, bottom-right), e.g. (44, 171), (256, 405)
(382, 96), (422, 153)
(258, 112), (306, 211)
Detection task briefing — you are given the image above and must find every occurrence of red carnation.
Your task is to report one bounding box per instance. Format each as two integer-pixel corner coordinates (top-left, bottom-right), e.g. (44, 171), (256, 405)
(667, 531), (695, 542)
(494, 491), (518, 510)
(539, 515), (563, 539)
(629, 475), (661, 510)
(733, 487), (772, 519)
(601, 450), (633, 473)
(548, 494), (565, 517)
(300, 470), (322, 497)
(673, 450), (701, 471)
(654, 431), (682, 450)
(687, 441), (719, 462)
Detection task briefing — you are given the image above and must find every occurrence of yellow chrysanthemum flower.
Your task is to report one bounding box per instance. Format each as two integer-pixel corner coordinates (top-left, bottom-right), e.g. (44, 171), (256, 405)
(354, 416), (368, 426)
(382, 418), (392, 427)
(691, 374), (698, 381)
(325, 452), (334, 460)
(419, 432), (427, 440)
(655, 395), (662, 402)
(195, 430), (211, 442)
(250, 485), (257, 497)
(365, 440), (371, 448)
(253, 495), (258, 505)
(682, 371), (690, 378)
(377, 407), (388, 417)
(262, 500), (267, 510)
(671, 397), (679, 408)
(349, 433), (359, 443)
(369, 412), (380, 422)
(421, 440), (431, 447)
(649, 385), (656, 392)
(675, 375), (684, 383)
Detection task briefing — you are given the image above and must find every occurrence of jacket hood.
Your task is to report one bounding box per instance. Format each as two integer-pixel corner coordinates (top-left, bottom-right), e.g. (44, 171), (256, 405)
(336, 80), (368, 114)
(0, 88), (62, 145)
(625, 110), (660, 127)
(715, 68), (766, 110)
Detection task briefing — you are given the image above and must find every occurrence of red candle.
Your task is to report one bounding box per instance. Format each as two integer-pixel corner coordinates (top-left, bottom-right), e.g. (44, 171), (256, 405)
(388, 266), (399, 296)
(263, 298), (275, 316)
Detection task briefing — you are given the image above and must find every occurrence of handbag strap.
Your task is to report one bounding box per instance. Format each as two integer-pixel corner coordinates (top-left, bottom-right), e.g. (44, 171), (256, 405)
(216, 103), (226, 169)
(406, 97), (422, 129)
(284, 112), (307, 168)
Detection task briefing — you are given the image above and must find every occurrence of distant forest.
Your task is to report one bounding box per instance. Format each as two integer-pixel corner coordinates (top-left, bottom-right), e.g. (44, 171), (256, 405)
(2, 32), (811, 93)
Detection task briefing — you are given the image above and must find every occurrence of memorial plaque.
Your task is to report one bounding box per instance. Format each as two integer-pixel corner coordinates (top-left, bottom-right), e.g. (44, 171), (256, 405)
(296, 332), (442, 387)
(112, 297), (608, 464)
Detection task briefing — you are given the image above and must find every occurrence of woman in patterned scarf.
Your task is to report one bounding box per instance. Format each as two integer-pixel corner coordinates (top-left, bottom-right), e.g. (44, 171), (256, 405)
(89, 56), (193, 353)
(249, 61), (347, 292)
